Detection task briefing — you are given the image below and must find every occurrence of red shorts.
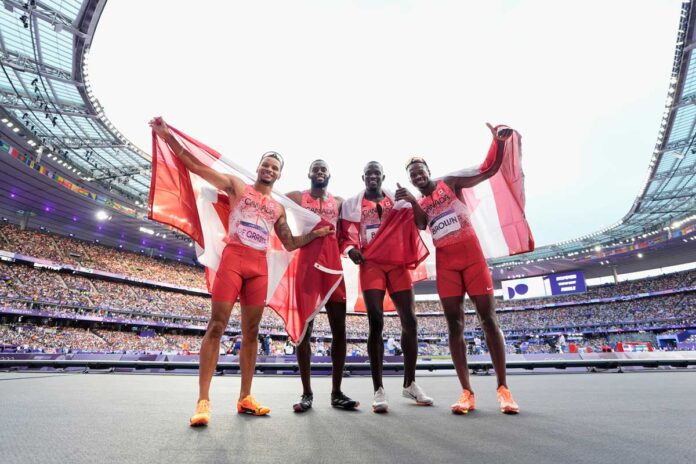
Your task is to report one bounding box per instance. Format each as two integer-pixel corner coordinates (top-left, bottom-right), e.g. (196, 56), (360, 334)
(211, 243), (268, 306)
(359, 260), (412, 294)
(436, 238), (493, 298)
(328, 278), (347, 303)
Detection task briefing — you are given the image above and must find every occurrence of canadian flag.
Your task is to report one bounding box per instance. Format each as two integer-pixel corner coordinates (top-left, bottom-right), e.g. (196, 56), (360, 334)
(339, 192), (432, 312)
(148, 123), (342, 342)
(453, 127), (534, 258)
(339, 126), (533, 312)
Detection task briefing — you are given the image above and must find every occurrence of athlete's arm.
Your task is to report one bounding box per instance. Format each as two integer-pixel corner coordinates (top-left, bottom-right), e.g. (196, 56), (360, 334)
(337, 200), (364, 264)
(274, 205), (334, 252)
(444, 124), (513, 191)
(394, 183), (427, 230)
(285, 191), (303, 205)
(149, 117), (245, 194)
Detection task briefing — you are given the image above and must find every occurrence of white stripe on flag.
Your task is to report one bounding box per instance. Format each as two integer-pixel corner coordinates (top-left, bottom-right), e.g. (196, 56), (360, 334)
(469, 180), (509, 258)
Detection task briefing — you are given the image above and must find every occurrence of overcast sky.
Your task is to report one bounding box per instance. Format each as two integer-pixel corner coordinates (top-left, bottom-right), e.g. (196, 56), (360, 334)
(88, 0), (682, 246)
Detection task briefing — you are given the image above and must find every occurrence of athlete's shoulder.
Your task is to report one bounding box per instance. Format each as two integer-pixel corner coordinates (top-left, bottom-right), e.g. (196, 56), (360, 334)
(285, 190), (303, 205)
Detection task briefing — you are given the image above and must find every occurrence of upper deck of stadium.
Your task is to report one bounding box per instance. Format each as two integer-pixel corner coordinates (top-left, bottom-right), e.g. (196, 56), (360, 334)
(0, 0), (695, 278)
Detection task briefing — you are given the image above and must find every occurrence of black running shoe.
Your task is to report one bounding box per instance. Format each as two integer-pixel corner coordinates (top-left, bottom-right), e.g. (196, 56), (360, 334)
(293, 394), (313, 413)
(331, 391), (359, 410)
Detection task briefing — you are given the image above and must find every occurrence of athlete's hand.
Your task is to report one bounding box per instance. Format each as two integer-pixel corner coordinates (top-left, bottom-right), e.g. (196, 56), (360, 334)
(347, 248), (365, 265)
(313, 226), (335, 238)
(149, 117), (170, 138)
(486, 123), (513, 142)
(395, 183), (417, 205)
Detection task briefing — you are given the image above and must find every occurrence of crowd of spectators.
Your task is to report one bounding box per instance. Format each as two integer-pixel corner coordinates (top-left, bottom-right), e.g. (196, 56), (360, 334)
(2, 259), (694, 341)
(1, 225), (695, 355)
(0, 223), (205, 288)
(0, 323), (207, 354)
(7, 320), (672, 356)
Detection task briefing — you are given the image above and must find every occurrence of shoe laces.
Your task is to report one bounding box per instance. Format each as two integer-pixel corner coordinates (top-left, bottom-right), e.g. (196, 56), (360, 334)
(196, 399), (210, 414)
(458, 390), (473, 403)
(497, 387), (513, 403)
(243, 395), (262, 410)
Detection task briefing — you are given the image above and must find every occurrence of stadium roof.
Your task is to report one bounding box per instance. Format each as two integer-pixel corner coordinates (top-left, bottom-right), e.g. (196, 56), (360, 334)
(0, 0), (151, 203)
(0, 0), (695, 274)
(488, 0), (696, 275)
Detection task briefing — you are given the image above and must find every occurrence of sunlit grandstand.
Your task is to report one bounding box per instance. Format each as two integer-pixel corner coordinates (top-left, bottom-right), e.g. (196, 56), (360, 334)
(1, 1), (695, 463)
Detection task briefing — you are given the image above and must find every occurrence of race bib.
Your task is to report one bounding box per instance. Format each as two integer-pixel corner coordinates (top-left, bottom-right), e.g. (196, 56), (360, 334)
(365, 223), (380, 245)
(429, 209), (461, 241)
(237, 220), (270, 250)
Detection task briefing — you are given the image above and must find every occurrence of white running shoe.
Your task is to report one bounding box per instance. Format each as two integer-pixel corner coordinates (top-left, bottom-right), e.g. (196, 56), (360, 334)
(402, 381), (434, 405)
(372, 387), (389, 413)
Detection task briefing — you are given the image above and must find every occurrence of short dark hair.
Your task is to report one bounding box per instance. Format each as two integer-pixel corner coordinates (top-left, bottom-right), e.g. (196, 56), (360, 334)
(363, 161), (383, 172)
(309, 159), (327, 168)
(260, 151), (284, 169)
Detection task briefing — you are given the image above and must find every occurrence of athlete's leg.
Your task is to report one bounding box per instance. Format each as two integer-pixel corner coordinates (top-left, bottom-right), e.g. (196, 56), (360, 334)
(441, 296), (472, 392)
(390, 289), (418, 388)
(325, 301), (347, 394)
(471, 294), (507, 388)
(296, 319), (314, 396)
(198, 300), (235, 401)
(239, 304), (265, 399)
(364, 289), (386, 391)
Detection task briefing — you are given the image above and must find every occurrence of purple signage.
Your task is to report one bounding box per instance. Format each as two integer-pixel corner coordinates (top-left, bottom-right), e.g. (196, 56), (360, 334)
(547, 271), (587, 296)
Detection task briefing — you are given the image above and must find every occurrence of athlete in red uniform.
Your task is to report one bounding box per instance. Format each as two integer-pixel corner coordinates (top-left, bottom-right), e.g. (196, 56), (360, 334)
(343, 161), (433, 413)
(150, 118), (333, 425)
(286, 160), (358, 412)
(396, 124), (520, 414)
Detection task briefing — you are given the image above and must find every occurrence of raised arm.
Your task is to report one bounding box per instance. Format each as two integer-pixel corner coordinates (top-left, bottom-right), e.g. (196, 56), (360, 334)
(274, 205), (334, 252)
(444, 123), (513, 191)
(149, 117), (245, 194)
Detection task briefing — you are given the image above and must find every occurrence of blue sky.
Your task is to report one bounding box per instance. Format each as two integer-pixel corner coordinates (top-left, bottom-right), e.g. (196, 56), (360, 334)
(89, 0), (683, 246)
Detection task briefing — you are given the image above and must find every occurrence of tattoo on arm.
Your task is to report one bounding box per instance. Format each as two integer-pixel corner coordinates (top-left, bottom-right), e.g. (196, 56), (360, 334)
(275, 212), (317, 252)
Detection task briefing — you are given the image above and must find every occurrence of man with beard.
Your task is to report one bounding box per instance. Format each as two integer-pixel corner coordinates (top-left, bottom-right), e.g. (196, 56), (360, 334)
(340, 161), (433, 413)
(395, 124), (520, 414)
(285, 160), (359, 412)
(150, 118), (333, 425)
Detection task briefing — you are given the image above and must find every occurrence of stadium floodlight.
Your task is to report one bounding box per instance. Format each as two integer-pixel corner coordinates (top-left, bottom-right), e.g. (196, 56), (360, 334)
(139, 227), (155, 235)
(637, 253), (644, 258)
(95, 210), (110, 221)
(12, 127), (19, 133)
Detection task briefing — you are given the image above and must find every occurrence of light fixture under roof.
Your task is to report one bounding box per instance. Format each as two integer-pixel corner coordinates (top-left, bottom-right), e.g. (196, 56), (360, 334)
(95, 210), (109, 221)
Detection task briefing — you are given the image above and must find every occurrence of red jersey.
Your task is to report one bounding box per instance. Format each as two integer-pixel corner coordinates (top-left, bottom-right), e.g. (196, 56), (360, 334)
(226, 184), (281, 251)
(360, 195), (394, 247)
(300, 190), (339, 227)
(418, 180), (476, 248)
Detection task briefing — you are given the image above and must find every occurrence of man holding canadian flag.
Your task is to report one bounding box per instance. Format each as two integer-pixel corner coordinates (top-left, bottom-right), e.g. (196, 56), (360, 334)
(339, 160), (434, 413)
(148, 117), (337, 426)
(396, 123), (534, 415)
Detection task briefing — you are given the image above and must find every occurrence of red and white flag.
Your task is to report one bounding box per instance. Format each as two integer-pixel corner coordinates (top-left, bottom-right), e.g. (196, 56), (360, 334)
(450, 127), (534, 258)
(148, 123), (342, 342)
(338, 127), (533, 312)
(339, 192), (431, 312)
